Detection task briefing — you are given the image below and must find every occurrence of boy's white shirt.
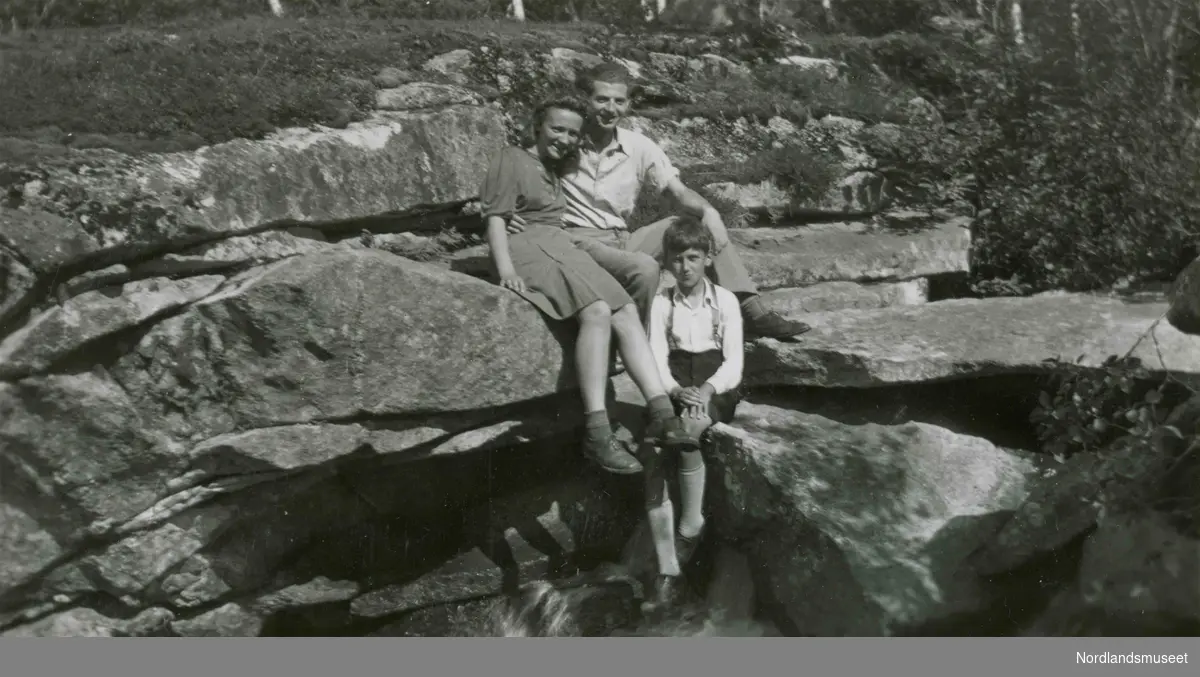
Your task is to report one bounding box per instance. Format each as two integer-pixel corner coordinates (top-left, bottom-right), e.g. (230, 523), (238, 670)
(648, 278), (744, 395)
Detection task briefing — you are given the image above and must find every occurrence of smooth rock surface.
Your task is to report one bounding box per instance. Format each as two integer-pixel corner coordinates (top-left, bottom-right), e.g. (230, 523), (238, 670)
(731, 217), (970, 290)
(746, 293), (1200, 388)
(375, 83), (482, 111)
(707, 402), (1035, 635)
(105, 250), (575, 443)
(129, 229), (336, 278)
(0, 275), (225, 379)
(5, 107), (506, 264)
(0, 207), (98, 272)
(758, 279), (928, 314)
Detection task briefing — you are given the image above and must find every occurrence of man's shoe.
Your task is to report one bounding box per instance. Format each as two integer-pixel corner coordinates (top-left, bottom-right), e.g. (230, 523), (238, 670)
(643, 415), (700, 451)
(640, 574), (688, 616)
(583, 434), (643, 475)
(745, 309), (811, 340)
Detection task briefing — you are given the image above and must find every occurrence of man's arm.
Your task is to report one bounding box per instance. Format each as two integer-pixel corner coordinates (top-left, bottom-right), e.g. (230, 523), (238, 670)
(663, 177), (730, 250)
(663, 176), (717, 220)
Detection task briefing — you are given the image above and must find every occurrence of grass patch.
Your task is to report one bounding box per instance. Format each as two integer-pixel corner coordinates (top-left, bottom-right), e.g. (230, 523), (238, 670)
(0, 16), (599, 161)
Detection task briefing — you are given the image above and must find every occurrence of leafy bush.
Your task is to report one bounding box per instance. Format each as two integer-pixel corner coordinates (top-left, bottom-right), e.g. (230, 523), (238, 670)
(0, 17), (599, 158)
(967, 69), (1200, 294)
(753, 65), (912, 123)
(1031, 354), (1179, 460)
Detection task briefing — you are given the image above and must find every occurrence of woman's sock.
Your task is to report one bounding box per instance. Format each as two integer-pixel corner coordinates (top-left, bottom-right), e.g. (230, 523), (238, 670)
(646, 395), (675, 422)
(585, 409), (611, 443)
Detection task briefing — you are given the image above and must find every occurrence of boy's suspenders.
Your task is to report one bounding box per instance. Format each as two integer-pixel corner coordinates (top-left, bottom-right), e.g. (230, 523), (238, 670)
(664, 283), (723, 353)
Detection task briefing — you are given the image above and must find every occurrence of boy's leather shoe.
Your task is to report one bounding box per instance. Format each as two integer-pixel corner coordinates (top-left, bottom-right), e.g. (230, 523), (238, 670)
(640, 574), (688, 617)
(644, 415), (700, 451)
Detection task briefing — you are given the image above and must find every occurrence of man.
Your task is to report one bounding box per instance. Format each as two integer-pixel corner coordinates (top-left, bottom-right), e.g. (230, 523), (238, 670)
(508, 61), (811, 340)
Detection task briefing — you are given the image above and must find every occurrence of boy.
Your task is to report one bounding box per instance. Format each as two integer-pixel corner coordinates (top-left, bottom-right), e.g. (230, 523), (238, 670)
(639, 216), (745, 615)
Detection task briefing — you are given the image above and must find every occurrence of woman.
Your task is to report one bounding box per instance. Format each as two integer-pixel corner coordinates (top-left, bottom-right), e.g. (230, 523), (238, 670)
(480, 97), (695, 475)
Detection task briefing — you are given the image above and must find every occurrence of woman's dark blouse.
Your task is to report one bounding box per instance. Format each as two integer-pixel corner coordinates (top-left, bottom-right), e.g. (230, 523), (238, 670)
(479, 146), (567, 229)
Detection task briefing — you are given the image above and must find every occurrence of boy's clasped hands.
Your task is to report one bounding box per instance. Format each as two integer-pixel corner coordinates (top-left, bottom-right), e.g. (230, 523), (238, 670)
(670, 383), (713, 419)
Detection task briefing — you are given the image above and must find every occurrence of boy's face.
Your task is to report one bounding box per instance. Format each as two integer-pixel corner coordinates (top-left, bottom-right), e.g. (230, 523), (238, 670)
(666, 246), (712, 289)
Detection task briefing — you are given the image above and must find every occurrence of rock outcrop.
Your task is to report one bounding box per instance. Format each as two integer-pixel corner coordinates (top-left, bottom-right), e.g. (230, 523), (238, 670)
(2, 106), (505, 270)
(704, 402), (1037, 636)
(746, 293), (1200, 388)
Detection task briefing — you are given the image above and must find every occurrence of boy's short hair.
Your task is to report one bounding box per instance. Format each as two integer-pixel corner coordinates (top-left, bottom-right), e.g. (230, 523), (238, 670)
(662, 216), (715, 258)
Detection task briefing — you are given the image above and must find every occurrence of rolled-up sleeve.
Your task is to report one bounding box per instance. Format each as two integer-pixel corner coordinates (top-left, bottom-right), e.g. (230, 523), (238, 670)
(638, 136), (680, 196)
(479, 146), (522, 218)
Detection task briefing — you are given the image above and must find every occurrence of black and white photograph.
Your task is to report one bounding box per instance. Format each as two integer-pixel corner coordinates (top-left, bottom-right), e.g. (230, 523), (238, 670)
(0, 0), (1198, 650)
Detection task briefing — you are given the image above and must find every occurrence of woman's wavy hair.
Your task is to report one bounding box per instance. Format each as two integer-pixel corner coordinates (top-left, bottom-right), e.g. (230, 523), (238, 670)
(520, 96), (588, 151)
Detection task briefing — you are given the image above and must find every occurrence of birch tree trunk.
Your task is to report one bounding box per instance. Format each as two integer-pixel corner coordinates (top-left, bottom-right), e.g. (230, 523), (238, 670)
(267, 0), (284, 17)
(822, 0), (835, 25)
(511, 0), (526, 21)
(1011, 0), (1025, 48)
(1161, 0), (1181, 104)
(1070, 0), (1085, 74)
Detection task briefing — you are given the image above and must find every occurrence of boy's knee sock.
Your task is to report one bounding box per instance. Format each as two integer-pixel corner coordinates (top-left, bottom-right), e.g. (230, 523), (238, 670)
(647, 495), (681, 577)
(678, 450), (706, 538)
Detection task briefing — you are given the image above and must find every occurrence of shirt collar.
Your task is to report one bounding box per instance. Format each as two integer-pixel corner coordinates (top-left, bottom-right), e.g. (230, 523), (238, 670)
(671, 278), (717, 309)
(583, 126), (629, 156)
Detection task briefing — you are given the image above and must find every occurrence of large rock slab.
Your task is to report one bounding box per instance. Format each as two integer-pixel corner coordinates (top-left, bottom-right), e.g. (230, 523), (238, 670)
(107, 249), (576, 443)
(375, 83), (482, 111)
(730, 217), (971, 290)
(0, 275), (225, 379)
(0, 208), (99, 273)
(746, 293), (1200, 388)
(706, 403), (1035, 636)
(0, 371), (183, 539)
(758, 279), (928, 314)
(5, 107), (506, 266)
(129, 229), (336, 278)
(0, 246), (37, 329)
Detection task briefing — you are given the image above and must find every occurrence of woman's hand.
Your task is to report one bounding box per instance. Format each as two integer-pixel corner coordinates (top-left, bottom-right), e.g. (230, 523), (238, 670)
(499, 271), (526, 293)
(506, 214), (527, 235)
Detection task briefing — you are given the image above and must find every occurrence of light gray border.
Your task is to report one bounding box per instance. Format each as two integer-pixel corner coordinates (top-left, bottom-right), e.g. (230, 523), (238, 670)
(1, 637), (1196, 677)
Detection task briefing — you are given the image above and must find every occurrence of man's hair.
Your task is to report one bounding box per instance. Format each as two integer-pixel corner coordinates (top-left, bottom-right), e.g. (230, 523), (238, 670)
(524, 96), (587, 146)
(575, 62), (641, 98)
(663, 216), (714, 258)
